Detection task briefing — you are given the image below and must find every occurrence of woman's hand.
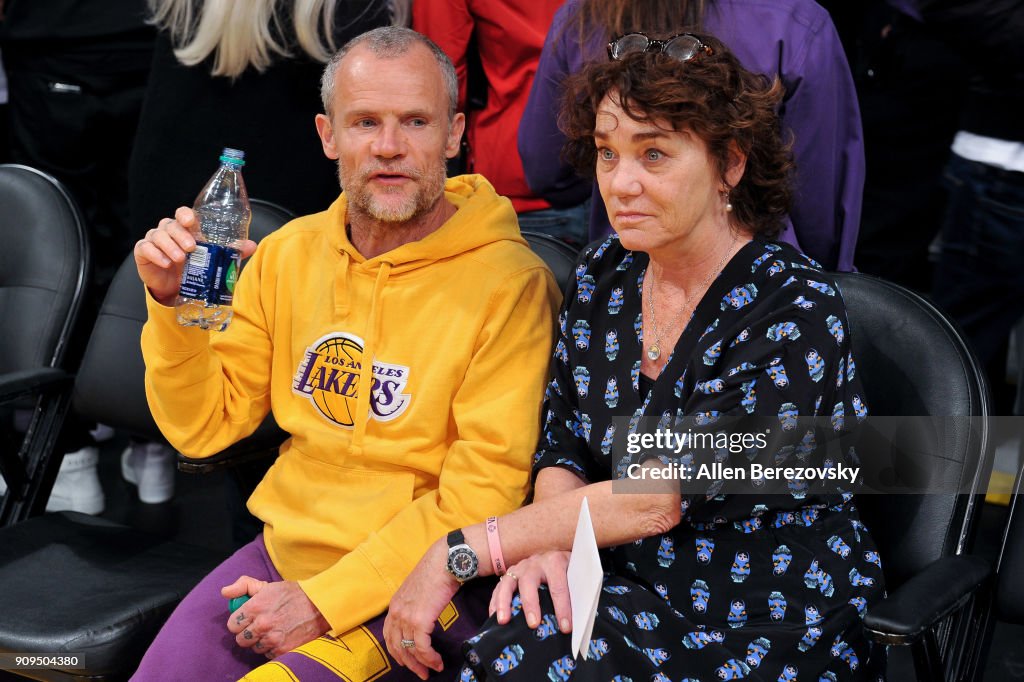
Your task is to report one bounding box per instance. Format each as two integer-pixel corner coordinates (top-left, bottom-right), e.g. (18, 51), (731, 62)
(490, 551), (573, 635)
(383, 540), (461, 680)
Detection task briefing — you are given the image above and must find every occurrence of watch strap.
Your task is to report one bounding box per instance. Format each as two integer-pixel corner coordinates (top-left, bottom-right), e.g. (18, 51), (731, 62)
(447, 528), (466, 548)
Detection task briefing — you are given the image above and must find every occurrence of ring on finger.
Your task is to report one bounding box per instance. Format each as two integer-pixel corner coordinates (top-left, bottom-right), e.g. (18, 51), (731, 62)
(505, 570), (519, 582)
(400, 638), (416, 649)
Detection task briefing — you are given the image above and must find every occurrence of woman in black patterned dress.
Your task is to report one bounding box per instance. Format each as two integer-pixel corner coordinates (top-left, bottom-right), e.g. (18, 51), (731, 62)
(383, 32), (884, 681)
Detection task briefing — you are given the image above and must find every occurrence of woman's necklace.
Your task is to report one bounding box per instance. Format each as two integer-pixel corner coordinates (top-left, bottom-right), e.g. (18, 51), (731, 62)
(645, 244), (735, 362)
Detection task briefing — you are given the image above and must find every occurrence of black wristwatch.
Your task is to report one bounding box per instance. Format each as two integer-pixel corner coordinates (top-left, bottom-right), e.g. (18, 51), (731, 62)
(445, 529), (479, 583)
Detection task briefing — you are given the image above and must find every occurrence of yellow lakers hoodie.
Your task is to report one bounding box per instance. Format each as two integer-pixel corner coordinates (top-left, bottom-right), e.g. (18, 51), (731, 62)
(142, 175), (560, 634)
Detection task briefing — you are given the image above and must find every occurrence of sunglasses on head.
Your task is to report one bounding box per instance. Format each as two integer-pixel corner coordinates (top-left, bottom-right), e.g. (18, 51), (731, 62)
(606, 32), (713, 62)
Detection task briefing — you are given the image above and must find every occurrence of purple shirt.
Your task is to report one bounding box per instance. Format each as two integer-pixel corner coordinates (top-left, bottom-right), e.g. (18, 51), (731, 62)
(518, 0), (864, 271)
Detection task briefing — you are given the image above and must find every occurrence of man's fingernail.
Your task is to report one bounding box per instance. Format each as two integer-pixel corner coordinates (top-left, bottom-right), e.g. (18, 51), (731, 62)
(526, 612), (538, 628)
(560, 618), (570, 632)
(497, 610), (506, 622)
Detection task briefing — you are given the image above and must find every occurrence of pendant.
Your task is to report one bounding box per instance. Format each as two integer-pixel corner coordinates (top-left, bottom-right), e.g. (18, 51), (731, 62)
(647, 344), (661, 361)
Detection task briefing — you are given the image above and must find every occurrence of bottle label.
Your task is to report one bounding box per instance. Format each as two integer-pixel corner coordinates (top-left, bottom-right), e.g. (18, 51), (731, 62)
(178, 241), (241, 306)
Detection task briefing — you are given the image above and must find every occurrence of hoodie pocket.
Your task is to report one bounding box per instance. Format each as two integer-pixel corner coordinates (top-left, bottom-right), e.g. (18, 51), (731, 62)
(249, 449), (415, 576)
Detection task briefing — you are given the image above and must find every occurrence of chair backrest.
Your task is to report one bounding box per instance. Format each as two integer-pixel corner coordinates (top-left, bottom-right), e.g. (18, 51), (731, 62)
(521, 231), (579, 294)
(0, 165), (90, 523)
(72, 199), (295, 439)
(833, 272), (993, 590)
(247, 199), (295, 243)
(0, 165), (89, 374)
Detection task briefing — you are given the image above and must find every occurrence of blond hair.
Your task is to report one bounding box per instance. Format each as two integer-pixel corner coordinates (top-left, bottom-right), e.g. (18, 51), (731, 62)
(149, 0), (408, 78)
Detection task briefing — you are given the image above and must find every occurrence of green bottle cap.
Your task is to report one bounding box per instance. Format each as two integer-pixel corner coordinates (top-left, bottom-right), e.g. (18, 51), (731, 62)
(228, 595), (250, 613)
(220, 147), (246, 167)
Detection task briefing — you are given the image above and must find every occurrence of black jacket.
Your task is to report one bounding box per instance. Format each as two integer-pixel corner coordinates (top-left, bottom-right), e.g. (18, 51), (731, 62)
(918, 0), (1024, 141)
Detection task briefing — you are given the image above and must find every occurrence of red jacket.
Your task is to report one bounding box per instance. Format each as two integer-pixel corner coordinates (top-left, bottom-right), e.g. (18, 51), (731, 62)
(414, 0), (563, 213)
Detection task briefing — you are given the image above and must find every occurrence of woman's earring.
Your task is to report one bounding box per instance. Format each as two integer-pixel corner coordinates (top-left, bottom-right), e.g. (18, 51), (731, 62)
(723, 189), (733, 213)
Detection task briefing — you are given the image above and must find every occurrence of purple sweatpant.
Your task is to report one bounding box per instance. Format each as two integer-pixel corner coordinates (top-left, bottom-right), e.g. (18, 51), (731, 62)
(131, 535), (491, 681)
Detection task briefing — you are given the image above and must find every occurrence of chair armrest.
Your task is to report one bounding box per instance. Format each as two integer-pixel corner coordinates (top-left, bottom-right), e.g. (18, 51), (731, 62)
(863, 554), (991, 643)
(177, 418), (288, 474)
(0, 368), (72, 403)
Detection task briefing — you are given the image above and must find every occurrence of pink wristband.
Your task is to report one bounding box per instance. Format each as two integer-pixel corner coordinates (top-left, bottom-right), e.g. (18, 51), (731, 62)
(485, 516), (506, 576)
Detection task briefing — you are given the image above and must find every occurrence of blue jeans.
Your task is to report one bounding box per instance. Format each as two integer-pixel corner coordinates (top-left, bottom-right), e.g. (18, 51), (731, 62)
(517, 200), (590, 248)
(931, 153), (1024, 385)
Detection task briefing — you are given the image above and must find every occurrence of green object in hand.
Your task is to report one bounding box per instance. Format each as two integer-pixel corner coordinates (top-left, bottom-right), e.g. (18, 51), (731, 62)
(228, 595), (250, 613)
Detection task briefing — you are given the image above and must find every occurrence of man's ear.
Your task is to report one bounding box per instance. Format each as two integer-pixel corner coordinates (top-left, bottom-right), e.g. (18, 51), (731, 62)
(445, 112), (466, 159)
(315, 113), (339, 160)
(724, 140), (747, 189)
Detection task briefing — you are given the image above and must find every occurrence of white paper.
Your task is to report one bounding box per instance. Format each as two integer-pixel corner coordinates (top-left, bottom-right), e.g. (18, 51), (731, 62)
(567, 496), (603, 660)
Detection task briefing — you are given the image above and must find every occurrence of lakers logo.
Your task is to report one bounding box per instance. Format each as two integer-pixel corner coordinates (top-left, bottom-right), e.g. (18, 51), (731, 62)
(292, 333), (411, 428)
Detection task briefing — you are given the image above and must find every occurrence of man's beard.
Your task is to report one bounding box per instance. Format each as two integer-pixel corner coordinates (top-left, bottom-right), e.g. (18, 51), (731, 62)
(340, 154), (448, 224)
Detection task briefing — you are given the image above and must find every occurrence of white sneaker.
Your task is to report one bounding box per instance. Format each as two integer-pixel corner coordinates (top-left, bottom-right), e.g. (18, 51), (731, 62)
(46, 446), (105, 515)
(121, 442), (176, 504)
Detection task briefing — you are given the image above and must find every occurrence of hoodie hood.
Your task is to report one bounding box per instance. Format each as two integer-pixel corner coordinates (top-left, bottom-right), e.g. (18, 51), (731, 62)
(319, 173), (529, 457)
(326, 173), (525, 272)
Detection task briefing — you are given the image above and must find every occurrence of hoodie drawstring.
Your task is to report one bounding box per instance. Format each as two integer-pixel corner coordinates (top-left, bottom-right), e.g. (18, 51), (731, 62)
(334, 249), (352, 317)
(348, 261), (392, 456)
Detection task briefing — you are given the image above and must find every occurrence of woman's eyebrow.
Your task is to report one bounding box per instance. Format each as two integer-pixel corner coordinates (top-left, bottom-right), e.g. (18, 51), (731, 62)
(593, 129), (667, 142)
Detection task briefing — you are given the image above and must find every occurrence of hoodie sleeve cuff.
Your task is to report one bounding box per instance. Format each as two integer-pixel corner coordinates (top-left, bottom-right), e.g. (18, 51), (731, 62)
(298, 544), (404, 635)
(142, 285), (210, 352)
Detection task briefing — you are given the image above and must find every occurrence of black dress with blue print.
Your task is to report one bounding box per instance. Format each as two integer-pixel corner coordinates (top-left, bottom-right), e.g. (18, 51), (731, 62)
(460, 237), (885, 682)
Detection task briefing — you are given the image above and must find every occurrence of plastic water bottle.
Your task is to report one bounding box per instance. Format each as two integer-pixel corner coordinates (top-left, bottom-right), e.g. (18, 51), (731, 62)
(175, 148), (252, 331)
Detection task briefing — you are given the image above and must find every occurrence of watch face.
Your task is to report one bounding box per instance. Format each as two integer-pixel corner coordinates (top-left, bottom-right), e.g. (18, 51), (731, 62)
(448, 546), (479, 582)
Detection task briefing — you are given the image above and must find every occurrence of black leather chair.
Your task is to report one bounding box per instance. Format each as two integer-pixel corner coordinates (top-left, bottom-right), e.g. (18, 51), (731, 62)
(521, 230), (579, 294)
(0, 199), (295, 681)
(0, 165), (90, 527)
(832, 272), (995, 680)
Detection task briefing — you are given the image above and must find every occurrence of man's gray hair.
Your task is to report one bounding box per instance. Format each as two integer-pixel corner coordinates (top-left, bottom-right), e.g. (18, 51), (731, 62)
(320, 26), (457, 120)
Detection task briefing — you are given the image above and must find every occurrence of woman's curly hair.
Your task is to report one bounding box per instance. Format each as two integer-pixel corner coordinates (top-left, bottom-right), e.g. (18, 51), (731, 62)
(560, 32), (794, 237)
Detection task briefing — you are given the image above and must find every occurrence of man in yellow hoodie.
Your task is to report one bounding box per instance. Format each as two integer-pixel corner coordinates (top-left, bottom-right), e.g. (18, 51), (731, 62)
(130, 26), (560, 681)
